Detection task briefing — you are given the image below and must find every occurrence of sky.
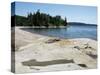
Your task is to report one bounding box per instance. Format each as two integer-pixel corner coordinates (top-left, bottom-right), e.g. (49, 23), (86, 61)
(12, 2), (97, 24)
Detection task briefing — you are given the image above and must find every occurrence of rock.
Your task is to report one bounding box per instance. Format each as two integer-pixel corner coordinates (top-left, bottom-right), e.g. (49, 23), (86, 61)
(86, 53), (97, 59)
(77, 64), (87, 68)
(45, 38), (60, 44)
(73, 46), (80, 50)
(22, 59), (74, 67)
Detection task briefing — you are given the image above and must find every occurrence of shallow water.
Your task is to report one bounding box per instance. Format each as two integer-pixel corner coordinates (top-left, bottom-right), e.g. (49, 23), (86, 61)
(21, 25), (97, 40)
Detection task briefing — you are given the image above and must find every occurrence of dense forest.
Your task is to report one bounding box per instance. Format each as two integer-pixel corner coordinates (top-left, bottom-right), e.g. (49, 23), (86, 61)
(11, 10), (67, 27)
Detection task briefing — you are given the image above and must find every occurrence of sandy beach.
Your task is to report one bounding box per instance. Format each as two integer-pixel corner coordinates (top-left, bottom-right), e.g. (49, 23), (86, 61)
(12, 27), (97, 73)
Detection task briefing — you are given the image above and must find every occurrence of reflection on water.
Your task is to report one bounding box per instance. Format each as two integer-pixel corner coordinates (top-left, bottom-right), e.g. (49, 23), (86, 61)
(21, 25), (97, 40)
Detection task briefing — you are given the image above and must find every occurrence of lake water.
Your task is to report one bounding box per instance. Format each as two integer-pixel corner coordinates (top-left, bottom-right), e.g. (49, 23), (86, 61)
(21, 25), (97, 40)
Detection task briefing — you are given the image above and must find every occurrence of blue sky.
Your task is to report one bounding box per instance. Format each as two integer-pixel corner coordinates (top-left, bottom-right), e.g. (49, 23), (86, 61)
(12, 2), (97, 24)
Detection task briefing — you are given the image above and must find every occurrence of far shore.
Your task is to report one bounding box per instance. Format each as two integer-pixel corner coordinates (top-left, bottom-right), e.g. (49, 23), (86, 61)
(12, 26), (68, 29)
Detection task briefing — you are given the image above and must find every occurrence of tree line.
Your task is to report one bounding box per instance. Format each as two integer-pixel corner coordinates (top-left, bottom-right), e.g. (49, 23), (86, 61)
(11, 10), (67, 27)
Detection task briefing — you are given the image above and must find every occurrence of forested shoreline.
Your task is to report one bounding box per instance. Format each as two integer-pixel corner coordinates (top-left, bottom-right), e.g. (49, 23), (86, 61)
(11, 10), (67, 27)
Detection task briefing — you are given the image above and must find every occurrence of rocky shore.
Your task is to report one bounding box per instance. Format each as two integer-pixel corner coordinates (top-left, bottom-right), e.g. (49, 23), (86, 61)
(12, 27), (97, 73)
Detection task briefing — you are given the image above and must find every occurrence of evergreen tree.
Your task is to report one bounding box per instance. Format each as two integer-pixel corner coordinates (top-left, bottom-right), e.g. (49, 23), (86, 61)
(64, 17), (67, 26)
(13, 10), (68, 27)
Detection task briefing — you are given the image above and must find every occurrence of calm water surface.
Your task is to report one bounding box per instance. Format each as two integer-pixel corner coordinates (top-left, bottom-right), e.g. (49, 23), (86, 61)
(21, 25), (97, 40)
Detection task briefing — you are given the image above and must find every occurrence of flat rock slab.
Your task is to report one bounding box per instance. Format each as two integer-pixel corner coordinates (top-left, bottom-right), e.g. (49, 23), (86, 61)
(13, 27), (97, 73)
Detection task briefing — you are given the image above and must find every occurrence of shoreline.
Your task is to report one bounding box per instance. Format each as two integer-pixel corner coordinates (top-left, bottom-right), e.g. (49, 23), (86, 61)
(13, 27), (97, 50)
(12, 27), (97, 73)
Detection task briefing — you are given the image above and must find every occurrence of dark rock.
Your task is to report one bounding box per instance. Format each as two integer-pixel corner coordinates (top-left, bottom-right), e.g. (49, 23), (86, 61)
(45, 39), (60, 44)
(78, 64), (87, 68)
(86, 53), (97, 59)
(73, 46), (80, 50)
(22, 59), (74, 67)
